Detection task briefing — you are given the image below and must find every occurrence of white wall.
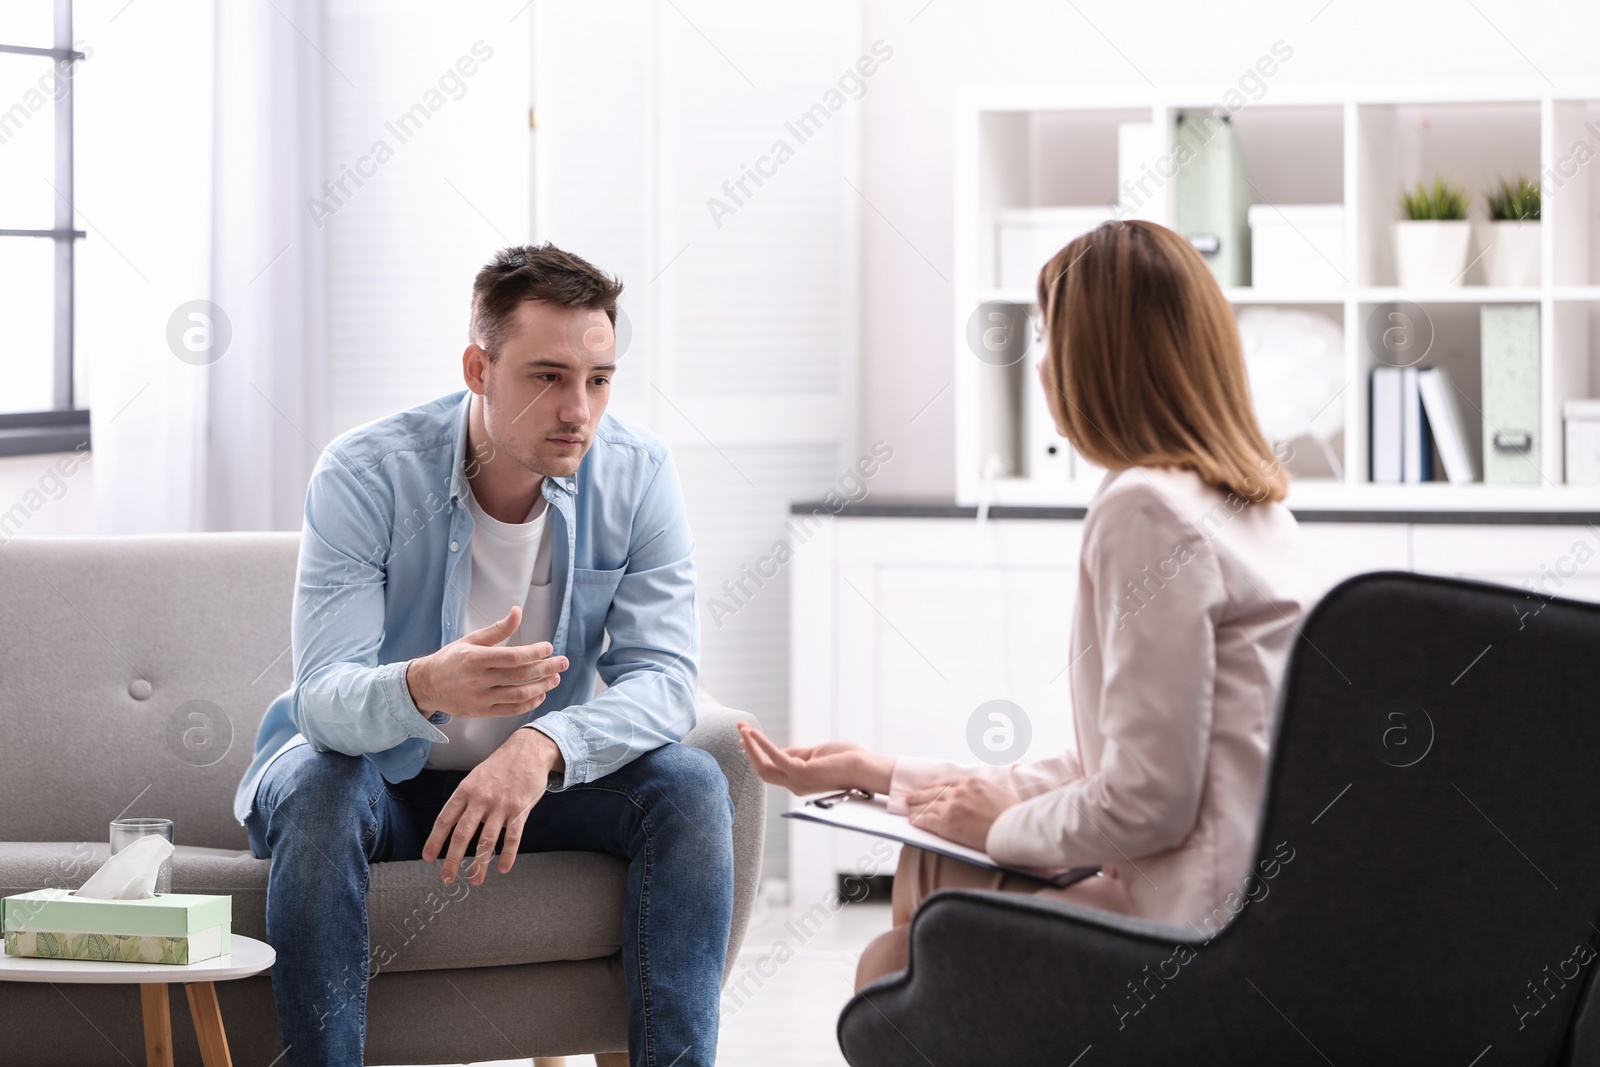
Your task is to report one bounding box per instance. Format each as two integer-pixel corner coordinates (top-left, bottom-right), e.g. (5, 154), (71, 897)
(532, 0), (866, 878)
(856, 0), (1600, 497)
(75, 0), (213, 535)
(0, 452), (94, 539)
(22, 0), (1600, 516)
(2, 1), (532, 540)
(321, 0), (532, 434)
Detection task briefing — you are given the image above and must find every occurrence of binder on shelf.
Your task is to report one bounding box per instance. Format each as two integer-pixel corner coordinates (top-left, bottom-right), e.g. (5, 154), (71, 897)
(1401, 366), (1433, 483)
(1417, 368), (1479, 485)
(1480, 305), (1541, 485)
(1173, 111), (1252, 287)
(1371, 366), (1402, 483)
(1372, 366), (1444, 484)
(1025, 368), (1073, 483)
(1401, 369), (1440, 483)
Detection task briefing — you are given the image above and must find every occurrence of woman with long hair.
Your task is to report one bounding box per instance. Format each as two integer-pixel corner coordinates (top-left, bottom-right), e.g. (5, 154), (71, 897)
(739, 219), (1319, 985)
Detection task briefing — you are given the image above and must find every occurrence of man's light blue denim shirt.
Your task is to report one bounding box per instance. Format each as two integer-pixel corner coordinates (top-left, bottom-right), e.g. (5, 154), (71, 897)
(232, 389), (700, 825)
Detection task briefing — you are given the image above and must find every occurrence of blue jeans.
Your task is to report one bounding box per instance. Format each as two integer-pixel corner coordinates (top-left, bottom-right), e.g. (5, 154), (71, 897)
(245, 741), (735, 1067)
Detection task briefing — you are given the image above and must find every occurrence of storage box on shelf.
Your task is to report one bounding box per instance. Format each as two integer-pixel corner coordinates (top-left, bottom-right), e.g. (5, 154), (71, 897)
(1249, 203), (1345, 293)
(1565, 398), (1600, 484)
(955, 84), (1600, 512)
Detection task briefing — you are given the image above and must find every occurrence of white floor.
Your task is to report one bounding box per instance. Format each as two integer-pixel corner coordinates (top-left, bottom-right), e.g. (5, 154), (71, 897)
(716, 896), (893, 1066)
(406, 898), (895, 1067)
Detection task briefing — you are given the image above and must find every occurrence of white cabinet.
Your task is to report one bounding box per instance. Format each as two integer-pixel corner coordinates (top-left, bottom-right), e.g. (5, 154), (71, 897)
(790, 516), (1085, 903)
(1412, 524), (1600, 603)
(861, 563), (1079, 762)
(1295, 521), (1412, 592)
(786, 512), (1600, 904)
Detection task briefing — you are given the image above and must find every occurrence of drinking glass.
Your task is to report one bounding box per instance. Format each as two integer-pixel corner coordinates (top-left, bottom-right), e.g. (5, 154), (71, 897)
(109, 817), (175, 895)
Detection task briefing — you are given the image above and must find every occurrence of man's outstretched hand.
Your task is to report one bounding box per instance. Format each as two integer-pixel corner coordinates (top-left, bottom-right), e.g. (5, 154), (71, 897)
(423, 726), (566, 886)
(405, 605), (569, 719)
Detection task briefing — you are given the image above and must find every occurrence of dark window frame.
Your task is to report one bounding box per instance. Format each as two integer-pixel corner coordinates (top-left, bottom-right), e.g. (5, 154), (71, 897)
(0, 0), (88, 457)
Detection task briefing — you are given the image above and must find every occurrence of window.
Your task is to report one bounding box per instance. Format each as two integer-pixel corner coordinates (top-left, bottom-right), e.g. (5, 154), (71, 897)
(0, 0), (87, 456)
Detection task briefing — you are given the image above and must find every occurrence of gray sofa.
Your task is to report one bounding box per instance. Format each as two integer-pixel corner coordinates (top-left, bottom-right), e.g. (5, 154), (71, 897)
(0, 532), (765, 1065)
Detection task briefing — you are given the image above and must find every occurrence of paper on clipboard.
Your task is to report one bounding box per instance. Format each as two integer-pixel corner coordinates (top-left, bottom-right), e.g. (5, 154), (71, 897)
(782, 791), (1099, 891)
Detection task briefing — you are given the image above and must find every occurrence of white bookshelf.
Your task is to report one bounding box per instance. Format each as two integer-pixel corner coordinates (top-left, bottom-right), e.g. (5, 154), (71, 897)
(953, 82), (1600, 512)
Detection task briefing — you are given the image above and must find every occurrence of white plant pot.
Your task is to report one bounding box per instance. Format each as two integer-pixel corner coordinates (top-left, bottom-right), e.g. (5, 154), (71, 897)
(1394, 219), (1472, 288)
(1485, 219), (1541, 288)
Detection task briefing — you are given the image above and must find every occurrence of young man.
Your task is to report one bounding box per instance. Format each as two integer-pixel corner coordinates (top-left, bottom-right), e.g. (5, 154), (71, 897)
(233, 244), (734, 1067)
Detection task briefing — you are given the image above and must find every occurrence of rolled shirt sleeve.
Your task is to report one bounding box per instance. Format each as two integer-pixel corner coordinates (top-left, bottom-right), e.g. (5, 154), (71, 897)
(291, 450), (448, 755)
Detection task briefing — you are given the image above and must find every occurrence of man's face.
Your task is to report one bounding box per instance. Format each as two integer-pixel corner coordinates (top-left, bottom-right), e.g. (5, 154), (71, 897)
(467, 299), (616, 479)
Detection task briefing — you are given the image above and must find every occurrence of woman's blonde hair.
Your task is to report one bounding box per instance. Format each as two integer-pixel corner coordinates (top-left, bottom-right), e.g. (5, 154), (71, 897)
(1035, 219), (1288, 504)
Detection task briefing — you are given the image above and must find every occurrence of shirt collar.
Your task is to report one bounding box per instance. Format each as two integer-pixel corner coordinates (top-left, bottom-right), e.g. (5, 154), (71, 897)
(447, 390), (580, 503)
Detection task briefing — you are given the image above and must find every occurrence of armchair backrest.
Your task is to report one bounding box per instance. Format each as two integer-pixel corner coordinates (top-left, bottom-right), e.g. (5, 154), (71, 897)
(1224, 570), (1600, 1062)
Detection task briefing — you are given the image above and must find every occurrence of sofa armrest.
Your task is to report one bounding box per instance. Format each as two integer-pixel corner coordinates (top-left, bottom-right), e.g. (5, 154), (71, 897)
(838, 888), (1229, 1066)
(682, 698), (766, 981)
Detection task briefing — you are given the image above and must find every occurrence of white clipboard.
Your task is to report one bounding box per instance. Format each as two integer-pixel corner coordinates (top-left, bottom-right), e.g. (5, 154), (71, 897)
(783, 790), (1099, 891)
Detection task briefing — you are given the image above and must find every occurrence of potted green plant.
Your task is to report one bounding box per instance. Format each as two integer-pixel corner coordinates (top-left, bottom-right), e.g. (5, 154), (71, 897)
(1395, 177), (1471, 287)
(1484, 175), (1540, 287)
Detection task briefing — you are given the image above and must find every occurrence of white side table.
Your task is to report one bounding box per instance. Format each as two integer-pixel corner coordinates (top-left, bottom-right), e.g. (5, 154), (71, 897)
(0, 934), (276, 1067)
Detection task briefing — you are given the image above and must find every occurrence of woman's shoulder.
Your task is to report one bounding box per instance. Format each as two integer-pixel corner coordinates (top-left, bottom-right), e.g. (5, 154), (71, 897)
(1088, 466), (1296, 544)
(1091, 465), (1224, 523)
(1087, 466), (1311, 610)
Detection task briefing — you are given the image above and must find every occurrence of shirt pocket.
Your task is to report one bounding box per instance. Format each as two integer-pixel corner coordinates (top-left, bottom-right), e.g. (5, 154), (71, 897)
(568, 564), (626, 661)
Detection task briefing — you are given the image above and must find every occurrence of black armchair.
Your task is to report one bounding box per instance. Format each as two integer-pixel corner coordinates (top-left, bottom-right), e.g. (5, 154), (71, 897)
(839, 571), (1600, 1065)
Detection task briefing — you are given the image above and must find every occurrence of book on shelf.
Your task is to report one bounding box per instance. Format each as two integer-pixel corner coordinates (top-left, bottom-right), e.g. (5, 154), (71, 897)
(1401, 366), (1432, 483)
(1374, 366), (1472, 485)
(1417, 368), (1479, 485)
(1371, 366), (1402, 483)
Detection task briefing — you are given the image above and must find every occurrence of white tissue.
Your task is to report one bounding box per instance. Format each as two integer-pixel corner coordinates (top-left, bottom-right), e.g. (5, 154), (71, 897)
(74, 834), (175, 900)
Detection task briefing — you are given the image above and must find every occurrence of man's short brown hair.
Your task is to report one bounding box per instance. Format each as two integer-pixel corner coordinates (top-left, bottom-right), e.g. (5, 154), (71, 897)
(470, 243), (624, 357)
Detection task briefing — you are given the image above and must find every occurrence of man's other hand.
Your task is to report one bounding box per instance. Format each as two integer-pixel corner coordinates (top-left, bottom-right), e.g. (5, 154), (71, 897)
(422, 727), (565, 886)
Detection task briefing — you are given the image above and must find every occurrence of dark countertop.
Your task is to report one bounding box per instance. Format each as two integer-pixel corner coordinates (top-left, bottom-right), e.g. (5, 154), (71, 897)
(789, 500), (1600, 525)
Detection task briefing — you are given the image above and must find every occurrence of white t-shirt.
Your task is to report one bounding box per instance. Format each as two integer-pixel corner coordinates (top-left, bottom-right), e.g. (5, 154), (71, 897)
(423, 482), (557, 770)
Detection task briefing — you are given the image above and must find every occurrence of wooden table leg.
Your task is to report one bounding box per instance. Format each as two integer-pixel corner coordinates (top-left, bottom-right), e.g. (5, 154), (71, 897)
(139, 983), (174, 1067)
(185, 981), (234, 1067)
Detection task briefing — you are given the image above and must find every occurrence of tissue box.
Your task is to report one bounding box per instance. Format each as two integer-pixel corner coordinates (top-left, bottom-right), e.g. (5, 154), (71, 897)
(2, 889), (232, 965)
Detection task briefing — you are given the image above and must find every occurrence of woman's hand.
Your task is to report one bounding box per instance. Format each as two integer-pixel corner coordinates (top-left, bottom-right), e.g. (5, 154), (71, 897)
(737, 722), (894, 796)
(905, 776), (1020, 851)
